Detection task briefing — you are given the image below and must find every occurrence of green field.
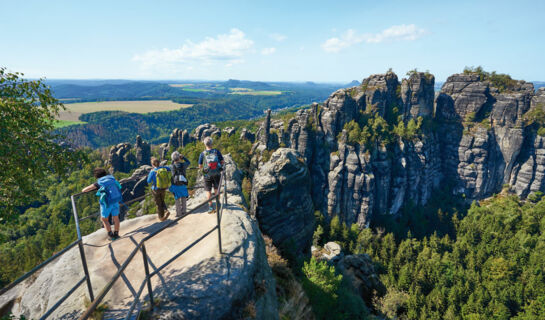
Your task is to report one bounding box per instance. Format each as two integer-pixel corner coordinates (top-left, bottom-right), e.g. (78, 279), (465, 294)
(229, 90), (282, 96)
(53, 119), (86, 128)
(57, 100), (192, 121)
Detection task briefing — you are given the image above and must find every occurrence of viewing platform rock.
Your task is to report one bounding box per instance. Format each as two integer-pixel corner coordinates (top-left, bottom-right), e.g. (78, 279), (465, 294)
(1, 156), (278, 319)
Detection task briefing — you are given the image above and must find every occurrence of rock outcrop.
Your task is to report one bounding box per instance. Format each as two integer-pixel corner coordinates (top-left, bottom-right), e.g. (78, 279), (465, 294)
(337, 254), (386, 306)
(108, 142), (135, 173)
(192, 123), (221, 142)
(168, 128), (193, 150)
(250, 148), (315, 254)
(135, 135), (151, 166)
(0, 160), (278, 320)
(249, 71), (545, 227)
(109, 136), (152, 172)
(240, 128), (256, 143)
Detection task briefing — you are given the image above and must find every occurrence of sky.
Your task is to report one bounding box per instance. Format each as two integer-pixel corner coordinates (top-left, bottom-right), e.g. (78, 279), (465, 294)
(1, 0), (544, 82)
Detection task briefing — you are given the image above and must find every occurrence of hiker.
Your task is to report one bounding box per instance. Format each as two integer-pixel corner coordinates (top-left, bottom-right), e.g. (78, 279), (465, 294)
(169, 151), (190, 217)
(147, 157), (172, 221)
(198, 137), (224, 213)
(82, 168), (122, 240)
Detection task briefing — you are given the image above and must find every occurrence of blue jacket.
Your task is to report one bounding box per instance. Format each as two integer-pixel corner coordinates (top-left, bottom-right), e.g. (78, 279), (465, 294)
(169, 158), (190, 199)
(147, 166), (171, 191)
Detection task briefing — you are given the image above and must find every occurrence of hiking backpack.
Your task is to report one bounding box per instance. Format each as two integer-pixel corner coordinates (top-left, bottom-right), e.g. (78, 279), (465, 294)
(171, 163), (188, 186)
(97, 175), (122, 206)
(203, 149), (221, 177)
(156, 167), (172, 189)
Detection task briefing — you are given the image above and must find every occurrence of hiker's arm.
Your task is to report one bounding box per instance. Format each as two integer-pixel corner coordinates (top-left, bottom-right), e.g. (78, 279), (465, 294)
(146, 171), (154, 184)
(183, 156), (190, 166)
(82, 184), (98, 193)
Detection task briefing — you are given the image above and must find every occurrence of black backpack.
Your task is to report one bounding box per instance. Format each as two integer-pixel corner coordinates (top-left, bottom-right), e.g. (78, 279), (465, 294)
(171, 162), (188, 186)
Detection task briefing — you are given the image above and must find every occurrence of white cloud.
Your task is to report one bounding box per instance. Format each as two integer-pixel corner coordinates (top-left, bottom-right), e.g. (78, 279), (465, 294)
(261, 47), (276, 55)
(269, 33), (287, 42)
(133, 28), (254, 68)
(322, 24), (427, 53)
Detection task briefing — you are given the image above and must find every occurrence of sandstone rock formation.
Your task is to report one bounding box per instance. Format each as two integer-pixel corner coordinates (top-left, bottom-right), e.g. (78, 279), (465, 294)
(250, 148), (315, 254)
(192, 123), (221, 141)
(0, 162), (277, 320)
(108, 142), (136, 173)
(135, 135), (151, 167)
(249, 71), (545, 227)
(337, 254), (386, 306)
(223, 126), (236, 137)
(168, 128), (193, 150)
(240, 128), (256, 143)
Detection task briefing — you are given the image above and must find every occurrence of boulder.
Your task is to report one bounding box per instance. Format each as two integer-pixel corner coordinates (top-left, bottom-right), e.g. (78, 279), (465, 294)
(192, 123), (221, 142)
(250, 148), (315, 254)
(337, 254), (386, 306)
(240, 128), (255, 143)
(223, 127), (236, 137)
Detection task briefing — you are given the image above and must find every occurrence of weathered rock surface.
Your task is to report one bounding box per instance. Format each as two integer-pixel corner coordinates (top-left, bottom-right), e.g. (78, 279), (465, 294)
(192, 123), (221, 142)
(167, 128), (193, 150)
(108, 142), (136, 173)
(250, 148), (315, 254)
(240, 128), (256, 143)
(135, 135), (151, 167)
(0, 165), (277, 320)
(249, 71), (545, 227)
(337, 254), (386, 306)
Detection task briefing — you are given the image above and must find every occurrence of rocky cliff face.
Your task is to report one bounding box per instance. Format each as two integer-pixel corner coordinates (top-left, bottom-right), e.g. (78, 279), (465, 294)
(251, 71), (545, 227)
(250, 148), (315, 254)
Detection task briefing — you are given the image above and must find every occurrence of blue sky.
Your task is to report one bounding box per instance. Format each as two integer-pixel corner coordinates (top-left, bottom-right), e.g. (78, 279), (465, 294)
(1, 0), (543, 82)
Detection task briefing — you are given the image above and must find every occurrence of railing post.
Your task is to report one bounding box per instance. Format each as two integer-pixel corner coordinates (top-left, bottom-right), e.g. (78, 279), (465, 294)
(216, 173), (223, 255)
(71, 195), (94, 301)
(141, 244), (154, 311)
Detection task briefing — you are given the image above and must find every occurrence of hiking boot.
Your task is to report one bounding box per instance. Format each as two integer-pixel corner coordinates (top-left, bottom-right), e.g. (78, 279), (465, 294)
(108, 231), (115, 240)
(160, 211), (170, 221)
(208, 205), (214, 214)
(113, 231), (120, 240)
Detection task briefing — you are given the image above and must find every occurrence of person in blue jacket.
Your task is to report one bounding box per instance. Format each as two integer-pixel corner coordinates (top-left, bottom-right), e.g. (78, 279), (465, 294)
(169, 151), (190, 217)
(82, 168), (122, 240)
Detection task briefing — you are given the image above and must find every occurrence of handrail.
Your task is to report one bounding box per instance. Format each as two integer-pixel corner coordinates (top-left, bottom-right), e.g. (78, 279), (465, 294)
(0, 239), (80, 295)
(80, 171), (226, 320)
(1, 168), (226, 320)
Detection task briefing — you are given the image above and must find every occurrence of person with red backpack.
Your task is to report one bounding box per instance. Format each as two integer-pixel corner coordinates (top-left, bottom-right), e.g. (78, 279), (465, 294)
(147, 157), (172, 221)
(198, 137), (224, 213)
(82, 168), (123, 240)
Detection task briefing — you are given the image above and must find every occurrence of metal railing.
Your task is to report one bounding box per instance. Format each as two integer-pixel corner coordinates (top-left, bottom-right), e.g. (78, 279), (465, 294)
(0, 168), (228, 320)
(80, 170), (227, 319)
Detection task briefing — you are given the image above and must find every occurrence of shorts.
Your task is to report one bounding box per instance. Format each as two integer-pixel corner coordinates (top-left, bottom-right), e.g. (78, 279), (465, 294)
(100, 202), (120, 218)
(204, 175), (221, 192)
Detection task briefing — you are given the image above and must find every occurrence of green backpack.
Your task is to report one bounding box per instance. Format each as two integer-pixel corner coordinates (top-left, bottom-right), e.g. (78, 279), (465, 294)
(156, 167), (171, 189)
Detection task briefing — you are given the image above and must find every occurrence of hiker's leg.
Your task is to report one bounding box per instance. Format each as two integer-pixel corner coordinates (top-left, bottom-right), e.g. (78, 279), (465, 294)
(204, 178), (213, 206)
(181, 197), (187, 215)
(101, 217), (112, 232)
(175, 197), (182, 217)
(153, 190), (164, 218)
(159, 189), (168, 212)
(112, 215), (120, 232)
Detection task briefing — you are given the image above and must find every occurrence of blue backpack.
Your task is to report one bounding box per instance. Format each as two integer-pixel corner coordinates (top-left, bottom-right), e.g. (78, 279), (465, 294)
(97, 175), (122, 206)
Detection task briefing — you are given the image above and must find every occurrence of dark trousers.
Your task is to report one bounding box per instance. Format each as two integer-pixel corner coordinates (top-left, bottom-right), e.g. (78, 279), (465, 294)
(152, 189), (168, 218)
